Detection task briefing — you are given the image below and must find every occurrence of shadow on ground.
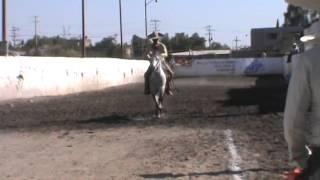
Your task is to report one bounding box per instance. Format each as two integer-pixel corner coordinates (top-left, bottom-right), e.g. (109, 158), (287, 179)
(221, 76), (287, 114)
(0, 76), (288, 132)
(78, 114), (132, 125)
(139, 167), (289, 179)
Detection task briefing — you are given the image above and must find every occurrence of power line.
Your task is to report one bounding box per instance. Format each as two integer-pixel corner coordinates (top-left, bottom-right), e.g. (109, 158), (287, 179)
(150, 19), (160, 32)
(10, 26), (20, 48)
(62, 26), (71, 38)
(205, 25), (215, 48)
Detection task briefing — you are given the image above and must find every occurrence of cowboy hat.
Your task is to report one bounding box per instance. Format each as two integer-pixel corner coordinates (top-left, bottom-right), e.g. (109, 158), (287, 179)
(147, 32), (164, 40)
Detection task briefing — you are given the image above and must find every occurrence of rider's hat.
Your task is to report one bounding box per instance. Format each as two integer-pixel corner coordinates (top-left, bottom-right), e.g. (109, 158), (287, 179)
(148, 32), (164, 40)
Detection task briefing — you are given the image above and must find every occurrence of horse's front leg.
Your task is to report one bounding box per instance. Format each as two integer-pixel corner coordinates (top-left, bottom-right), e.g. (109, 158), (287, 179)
(158, 96), (163, 110)
(153, 95), (162, 118)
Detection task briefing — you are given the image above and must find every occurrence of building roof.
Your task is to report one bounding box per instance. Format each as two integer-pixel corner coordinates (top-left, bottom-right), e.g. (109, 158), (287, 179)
(286, 0), (320, 11)
(251, 26), (303, 33)
(171, 50), (231, 56)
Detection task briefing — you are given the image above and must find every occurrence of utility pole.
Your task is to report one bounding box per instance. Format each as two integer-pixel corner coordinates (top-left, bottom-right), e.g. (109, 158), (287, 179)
(10, 26), (19, 48)
(233, 36), (241, 50)
(150, 19), (160, 32)
(205, 25), (215, 48)
(81, 0), (86, 57)
(118, 0), (123, 58)
(2, 0), (8, 56)
(145, 0), (147, 38)
(34, 16), (39, 53)
(145, 0), (158, 38)
(62, 26), (67, 38)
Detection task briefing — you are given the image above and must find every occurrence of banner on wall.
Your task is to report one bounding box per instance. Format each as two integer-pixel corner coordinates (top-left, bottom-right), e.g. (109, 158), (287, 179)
(194, 59), (237, 75)
(173, 58), (284, 77)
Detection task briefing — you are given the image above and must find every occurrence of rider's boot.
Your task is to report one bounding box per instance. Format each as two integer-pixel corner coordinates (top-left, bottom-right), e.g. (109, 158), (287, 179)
(144, 77), (150, 95)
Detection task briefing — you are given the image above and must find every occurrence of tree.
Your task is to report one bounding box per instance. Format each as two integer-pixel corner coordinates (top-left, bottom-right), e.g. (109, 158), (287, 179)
(22, 36), (81, 57)
(91, 37), (121, 57)
(283, 5), (309, 27)
(209, 42), (230, 50)
(18, 32), (228, 57)
(131, 35), (145, 58)
(189, 33), (206, 50)
(166, 33), (207, 52)
(170, 33), (191, 52)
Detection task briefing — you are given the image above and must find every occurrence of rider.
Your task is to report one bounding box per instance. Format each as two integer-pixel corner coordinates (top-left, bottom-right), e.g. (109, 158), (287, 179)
(144, 32), (174, 96)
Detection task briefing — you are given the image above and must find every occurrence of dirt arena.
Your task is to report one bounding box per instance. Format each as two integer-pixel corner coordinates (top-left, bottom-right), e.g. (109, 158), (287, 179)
(0, 76), (290, 180)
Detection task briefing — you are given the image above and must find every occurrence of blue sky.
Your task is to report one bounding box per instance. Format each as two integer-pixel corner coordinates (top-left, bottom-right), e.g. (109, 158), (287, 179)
(2, 0), (288, 47)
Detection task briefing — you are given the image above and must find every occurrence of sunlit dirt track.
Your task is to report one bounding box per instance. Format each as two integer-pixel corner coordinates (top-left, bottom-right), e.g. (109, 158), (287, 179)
(0, 76), (290, 180)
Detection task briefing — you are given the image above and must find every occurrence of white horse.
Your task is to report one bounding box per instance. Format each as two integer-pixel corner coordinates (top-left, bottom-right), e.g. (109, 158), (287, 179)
(149, 54), (167, 118)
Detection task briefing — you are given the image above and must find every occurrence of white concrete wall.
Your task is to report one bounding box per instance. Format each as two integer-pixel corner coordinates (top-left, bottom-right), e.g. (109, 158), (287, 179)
(173, 57), (284, 77)
(0, 56), (286, 101)
(0, 56), (149, 101)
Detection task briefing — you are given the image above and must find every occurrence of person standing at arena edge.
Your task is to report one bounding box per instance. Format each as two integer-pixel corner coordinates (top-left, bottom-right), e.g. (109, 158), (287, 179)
(283, 44), (320, 179)
(144, 32), (174, 96)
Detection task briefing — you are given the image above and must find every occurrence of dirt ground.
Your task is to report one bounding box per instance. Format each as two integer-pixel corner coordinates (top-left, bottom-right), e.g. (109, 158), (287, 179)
(0, 76), (290, 180)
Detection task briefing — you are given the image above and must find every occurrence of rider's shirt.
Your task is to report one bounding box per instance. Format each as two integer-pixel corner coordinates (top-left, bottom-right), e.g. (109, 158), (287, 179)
(284, 46), (320, 168)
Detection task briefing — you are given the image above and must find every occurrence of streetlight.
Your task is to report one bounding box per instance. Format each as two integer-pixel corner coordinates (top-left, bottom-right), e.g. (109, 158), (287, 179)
(145, 0), (158, 38)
